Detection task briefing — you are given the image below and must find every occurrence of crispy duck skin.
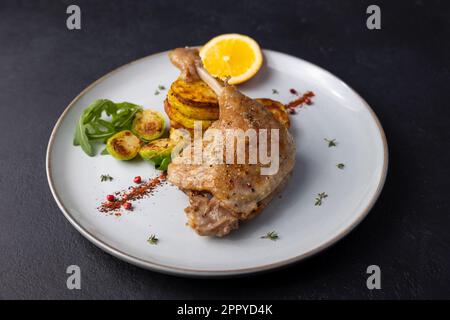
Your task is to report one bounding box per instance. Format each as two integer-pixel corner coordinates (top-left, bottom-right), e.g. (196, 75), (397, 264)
(167, 48), (296, 236)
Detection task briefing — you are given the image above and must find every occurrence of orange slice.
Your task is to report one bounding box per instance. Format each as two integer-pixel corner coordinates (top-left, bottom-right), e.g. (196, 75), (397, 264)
(199, 34), (263, 85)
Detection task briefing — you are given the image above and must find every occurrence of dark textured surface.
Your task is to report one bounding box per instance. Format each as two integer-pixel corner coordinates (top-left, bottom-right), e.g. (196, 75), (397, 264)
(0, 0), (449, 299)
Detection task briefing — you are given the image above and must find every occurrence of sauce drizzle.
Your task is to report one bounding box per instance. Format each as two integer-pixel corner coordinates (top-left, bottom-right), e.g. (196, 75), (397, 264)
(286, 91), (315, 113)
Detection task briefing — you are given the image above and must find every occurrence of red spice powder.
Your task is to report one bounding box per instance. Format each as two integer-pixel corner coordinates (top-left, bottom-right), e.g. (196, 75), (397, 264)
(99, 172), (167, 213)
(286, 91), (315, 113)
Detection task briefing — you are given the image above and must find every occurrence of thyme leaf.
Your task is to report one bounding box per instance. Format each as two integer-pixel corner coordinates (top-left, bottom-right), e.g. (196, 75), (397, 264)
(337, 163), (345, 169)
(272, 89), (279, 95)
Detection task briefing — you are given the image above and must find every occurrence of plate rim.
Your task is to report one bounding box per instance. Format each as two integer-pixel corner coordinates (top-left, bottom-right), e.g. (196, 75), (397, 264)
(46, 49), (389, 278)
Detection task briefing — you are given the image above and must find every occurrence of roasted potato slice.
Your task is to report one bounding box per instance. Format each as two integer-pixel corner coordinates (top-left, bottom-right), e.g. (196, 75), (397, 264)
(170, 77), (218, 108)
(164, 100), (213, 130)
(167, 90), (219, 120)
(170, 119), (194, 137)
(169, 118), (184, 129)
(256, 98), (290, 128)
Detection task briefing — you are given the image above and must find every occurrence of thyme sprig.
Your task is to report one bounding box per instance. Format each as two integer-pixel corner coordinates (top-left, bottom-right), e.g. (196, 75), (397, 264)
(324, 138), (337, 147)
(261, 231), (279, 241)
(315, 192), (328, 206)
(100, 174), (113, 182)
(154, 85), (166, 95)
(147, 234), (159, 245)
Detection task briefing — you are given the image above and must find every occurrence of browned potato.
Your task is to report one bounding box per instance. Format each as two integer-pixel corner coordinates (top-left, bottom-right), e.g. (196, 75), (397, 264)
(170, 77), (218, 108)
(256, 98), (290, 128)
(164, 100), (214, 130)
(167, 90), (219, 120)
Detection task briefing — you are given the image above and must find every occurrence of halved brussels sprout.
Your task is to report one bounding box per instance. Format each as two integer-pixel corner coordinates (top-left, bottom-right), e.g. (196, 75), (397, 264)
(169, 127), (191, 157)
(169, 127), (191, 143)
(106, 130), (141, 160)
(139, 138), (175, 171)
(131, 109), (165, 141)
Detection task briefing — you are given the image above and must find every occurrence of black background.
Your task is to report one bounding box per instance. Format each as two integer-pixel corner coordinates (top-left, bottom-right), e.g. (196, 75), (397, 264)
(0, 0), (449, 299)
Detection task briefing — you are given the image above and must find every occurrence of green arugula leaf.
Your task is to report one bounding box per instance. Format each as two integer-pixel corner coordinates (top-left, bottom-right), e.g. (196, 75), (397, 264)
(155, 156), (171, 171)
(73, 99), (143, 156)
(77, 113), (94, 156)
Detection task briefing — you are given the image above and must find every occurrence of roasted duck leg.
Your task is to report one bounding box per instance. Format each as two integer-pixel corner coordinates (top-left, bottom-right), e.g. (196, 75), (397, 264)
(167, 48), (296, 236)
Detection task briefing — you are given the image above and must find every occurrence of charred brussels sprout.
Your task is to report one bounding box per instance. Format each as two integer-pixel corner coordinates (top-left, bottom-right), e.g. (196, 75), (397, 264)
(169, 127), (191, 156)
(106, 130), (141, 160)
(139, 138), (174, 171)
(169, 127), (191, 144)
(131, 109), (165, 141)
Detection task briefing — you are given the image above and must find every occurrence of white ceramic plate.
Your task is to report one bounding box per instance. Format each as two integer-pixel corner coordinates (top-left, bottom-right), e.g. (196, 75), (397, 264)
(46, 49), (388, 277)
